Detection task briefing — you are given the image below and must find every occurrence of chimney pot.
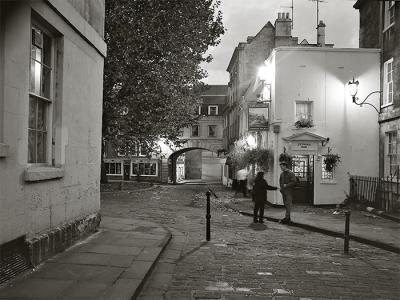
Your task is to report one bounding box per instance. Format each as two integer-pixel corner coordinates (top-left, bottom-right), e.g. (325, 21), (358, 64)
(317, 20), (326, 46)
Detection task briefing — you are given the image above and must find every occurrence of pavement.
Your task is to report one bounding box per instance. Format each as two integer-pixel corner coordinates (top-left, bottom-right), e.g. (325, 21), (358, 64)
(0, 217), (171, 300)
(225, 196), (400, 254)
(0, 187), (399, 299)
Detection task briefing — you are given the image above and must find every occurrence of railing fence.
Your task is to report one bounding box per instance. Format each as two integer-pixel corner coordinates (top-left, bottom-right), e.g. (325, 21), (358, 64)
(349, 175), (400, 213)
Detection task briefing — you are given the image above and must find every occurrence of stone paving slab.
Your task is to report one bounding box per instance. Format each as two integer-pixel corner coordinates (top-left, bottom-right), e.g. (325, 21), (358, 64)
(0, 217), (172, 300)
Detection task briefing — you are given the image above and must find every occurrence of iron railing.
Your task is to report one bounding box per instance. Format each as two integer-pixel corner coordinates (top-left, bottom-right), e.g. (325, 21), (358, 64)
(349, 175), (400, 212)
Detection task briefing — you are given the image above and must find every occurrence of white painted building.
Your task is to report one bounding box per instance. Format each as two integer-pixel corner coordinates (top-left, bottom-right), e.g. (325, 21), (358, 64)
(243, 47), (381, 205)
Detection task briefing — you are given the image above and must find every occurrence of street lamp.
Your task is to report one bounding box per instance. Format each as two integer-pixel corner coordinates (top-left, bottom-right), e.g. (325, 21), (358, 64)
(348, 77), (380, 113)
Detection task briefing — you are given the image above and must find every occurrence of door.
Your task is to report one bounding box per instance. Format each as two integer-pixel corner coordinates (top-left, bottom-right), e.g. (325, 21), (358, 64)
(123, 162), (130, 181)
(292, 155), (314, 204)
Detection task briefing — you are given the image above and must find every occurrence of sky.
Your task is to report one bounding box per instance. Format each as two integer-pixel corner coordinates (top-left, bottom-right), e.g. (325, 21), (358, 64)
(201, 0), (360, 85)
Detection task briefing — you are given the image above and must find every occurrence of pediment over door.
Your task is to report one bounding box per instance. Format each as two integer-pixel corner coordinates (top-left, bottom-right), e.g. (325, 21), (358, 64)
(282, 132), (328, 155)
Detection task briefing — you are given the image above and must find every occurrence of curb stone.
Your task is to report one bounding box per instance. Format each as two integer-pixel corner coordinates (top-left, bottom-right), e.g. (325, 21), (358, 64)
(225, 203), (400, 254)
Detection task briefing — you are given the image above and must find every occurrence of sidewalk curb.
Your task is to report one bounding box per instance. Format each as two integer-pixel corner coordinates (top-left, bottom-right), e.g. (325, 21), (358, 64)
(101, 185), (158, 195)
(131, 228), (172, 300)
(227, 204), (400, 255)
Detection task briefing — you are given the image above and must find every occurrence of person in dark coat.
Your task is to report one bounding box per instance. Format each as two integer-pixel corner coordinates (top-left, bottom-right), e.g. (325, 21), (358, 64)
(252, 171), (278, 223)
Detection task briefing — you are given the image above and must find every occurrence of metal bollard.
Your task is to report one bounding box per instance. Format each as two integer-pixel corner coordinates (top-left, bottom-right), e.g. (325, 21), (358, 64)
(206, 191), (211, 241)
(344, 211), (351, 254)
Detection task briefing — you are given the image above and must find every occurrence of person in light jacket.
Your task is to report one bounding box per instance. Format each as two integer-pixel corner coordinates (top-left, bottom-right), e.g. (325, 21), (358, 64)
(252, 171), (278, 223)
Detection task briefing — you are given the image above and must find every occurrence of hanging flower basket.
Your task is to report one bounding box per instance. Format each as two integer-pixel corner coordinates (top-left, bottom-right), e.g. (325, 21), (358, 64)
(294, 119), (314, 128)
(242, 148), (273, 171)
(324, 154), (341, 172)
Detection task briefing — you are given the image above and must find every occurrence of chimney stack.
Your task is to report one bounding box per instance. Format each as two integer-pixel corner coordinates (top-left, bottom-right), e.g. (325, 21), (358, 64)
(275, 12), (292, 37)
(317, 20), (326, 47)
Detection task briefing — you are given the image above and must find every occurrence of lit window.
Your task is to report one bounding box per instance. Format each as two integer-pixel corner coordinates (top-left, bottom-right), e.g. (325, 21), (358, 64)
(191, 125), (199, 137)
(322, 157), (335, 181)
(383, 58), (394, 106)
(29, 25), (53, 164)
(132, 162), (157, 176)
(295, 101), (312, 121)
(105, 162), (122, 175)
(387, 131), (399, 177)
(208, 106), (218, 116)
(208, 125), (216, 137)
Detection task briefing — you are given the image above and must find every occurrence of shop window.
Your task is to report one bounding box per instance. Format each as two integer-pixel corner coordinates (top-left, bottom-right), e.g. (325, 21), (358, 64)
(208, 105), (218, 116)
(105, 162), (122, 175)
(383, 58), (394, 106)
(132, 162), (157, 176)
(191, 125), (199, 137)
(28, 25), (54, 164)
(208, 125), (217, 137)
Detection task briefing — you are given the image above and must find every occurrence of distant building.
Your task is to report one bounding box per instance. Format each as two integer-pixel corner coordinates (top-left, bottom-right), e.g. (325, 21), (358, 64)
(181, 85), (226, 182)
(354, 0), (399, 178)
(0, 0), (106, 278)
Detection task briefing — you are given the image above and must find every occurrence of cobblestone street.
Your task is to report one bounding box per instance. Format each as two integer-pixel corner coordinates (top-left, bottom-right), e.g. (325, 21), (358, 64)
(101, 185), (400, 299)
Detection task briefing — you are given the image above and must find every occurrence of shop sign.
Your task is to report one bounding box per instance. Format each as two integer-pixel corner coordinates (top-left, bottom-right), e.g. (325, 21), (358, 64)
(291, 142), (318, 151)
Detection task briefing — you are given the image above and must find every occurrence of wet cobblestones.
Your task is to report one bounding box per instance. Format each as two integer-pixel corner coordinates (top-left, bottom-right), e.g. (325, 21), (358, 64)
(101, 184), (400, 299)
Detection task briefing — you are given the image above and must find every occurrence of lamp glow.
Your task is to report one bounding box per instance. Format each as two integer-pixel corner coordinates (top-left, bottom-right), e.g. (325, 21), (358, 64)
(258, 65), (272, 82)
(348, 77), (359, 101)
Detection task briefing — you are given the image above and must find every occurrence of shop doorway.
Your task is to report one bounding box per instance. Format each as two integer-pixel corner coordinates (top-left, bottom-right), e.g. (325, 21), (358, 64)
(123, 162), (131, 181)
(292, 155), (314, 205)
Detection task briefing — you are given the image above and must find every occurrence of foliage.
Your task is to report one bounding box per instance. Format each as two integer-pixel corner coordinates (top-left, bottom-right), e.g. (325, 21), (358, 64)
(294, 119), (314, 128)
(279, 152), (293, 167)
(103, 0), (225, 154)
(324, 154), (341, 172)
(242, 149), (273, 171)
(226, 135), (273, 171)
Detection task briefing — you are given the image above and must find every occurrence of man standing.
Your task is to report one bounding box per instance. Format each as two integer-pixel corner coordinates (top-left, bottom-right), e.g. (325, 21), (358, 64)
(279, 161), (297, 224)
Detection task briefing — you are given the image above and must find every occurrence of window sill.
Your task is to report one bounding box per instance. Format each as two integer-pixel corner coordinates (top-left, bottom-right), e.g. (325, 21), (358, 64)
(381, 102), (393, 109)
(321, 180), (336, 185)
(24, 166), (65, 182)
(0, 142), (10, 158)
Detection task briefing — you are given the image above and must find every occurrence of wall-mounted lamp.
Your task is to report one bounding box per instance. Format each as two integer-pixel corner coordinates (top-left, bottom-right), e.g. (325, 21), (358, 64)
(257, 65), (272, 103)
(348, 77), (381, 113)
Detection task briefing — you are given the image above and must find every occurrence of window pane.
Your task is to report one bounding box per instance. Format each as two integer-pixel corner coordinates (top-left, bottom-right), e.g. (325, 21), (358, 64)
(132, 163), (138, 175)
(139, 163), (145, 175)
(116, 163), (121, 174)
(30, 59), (41, 95)
(41, 65), (51, 98)
(150, 163), (156, 175)
(28, 129), (37, 163)
(43, 34), (52, 67)
(37, 132), (46, 163)
(29, 97), (37, 129)
(31, 45), (41, 61)
(37, 100), (47, 130)
(144, 163), (150, 175)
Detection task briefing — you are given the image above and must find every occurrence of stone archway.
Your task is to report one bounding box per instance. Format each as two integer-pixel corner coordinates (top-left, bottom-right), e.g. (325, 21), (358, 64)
(168, 147), (218, 184)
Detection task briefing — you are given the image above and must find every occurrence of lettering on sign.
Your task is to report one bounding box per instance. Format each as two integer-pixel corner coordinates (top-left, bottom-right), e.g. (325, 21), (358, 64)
(292, 142), (318, 151)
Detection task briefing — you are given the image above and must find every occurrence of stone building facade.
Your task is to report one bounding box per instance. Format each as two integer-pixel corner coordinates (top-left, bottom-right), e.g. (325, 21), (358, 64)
(0, 0), (106, 278)
(354, 0), (400, 178)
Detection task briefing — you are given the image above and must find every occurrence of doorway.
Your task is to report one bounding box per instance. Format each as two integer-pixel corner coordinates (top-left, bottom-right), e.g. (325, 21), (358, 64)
(123, 162), (131, 181)
(292, 155), (314, 205)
